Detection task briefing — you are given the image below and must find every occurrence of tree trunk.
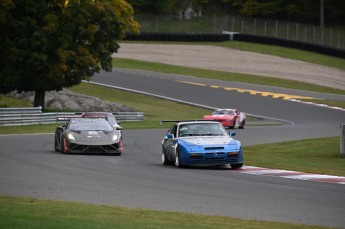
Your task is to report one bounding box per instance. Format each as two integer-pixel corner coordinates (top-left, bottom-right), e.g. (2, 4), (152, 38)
(33, 90), (46, 111)
(320, 0), (324, 28)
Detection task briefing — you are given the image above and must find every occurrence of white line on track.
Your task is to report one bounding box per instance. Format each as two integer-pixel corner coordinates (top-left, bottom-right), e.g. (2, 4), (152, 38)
(233, 166), (345, 185)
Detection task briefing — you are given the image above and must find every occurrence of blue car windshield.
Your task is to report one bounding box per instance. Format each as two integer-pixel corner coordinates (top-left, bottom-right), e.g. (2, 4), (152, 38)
(178, 123), (227, 137)
(69, 119), (113, 131)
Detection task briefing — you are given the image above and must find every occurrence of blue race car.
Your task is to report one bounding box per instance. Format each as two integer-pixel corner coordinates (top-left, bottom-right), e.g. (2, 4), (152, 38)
(161, 120), (243, 169)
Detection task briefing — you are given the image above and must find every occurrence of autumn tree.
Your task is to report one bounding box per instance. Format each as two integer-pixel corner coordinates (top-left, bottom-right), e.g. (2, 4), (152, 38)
(0, 0), (139, 110)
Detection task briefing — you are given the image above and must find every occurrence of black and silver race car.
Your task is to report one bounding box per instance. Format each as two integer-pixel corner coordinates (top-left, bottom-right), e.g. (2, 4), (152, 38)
(54, 117), (123, 154)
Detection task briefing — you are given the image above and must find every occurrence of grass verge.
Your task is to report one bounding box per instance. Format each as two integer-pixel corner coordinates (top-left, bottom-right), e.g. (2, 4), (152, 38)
(300, 99), (345, 109)
(0, 124), (60, 135)
(0, 195), (325, 229)
(0, 94), (30, 108)
(244, 137), (345, 177)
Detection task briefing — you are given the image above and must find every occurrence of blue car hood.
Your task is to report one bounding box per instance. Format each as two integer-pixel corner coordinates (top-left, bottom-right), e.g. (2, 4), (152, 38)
(181, 137), (237, 149)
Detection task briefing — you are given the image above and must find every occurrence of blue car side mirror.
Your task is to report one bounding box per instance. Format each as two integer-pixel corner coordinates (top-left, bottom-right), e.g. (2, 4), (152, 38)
(229, 131), (236, 137)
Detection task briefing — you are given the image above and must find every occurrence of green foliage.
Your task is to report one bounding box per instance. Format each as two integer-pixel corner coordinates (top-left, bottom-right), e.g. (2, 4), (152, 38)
(240, 0), (279, 17)
(222, 0), (345, 24)
(127, 0), (211, 14)
(0, 0), (138, 108)
(131, 0), (344, 25)
(127, 0), (174, 14)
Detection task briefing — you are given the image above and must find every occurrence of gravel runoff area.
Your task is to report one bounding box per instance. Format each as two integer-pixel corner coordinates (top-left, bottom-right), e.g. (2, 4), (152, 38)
(115, 43), (345, 91)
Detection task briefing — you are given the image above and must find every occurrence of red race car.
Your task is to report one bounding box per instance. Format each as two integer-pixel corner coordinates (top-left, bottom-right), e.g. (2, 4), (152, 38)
(203, 109), (246, 129)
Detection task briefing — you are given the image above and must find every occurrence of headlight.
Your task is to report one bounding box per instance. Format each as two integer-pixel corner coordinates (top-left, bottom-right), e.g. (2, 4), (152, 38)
(67, 133), (75, 141)
(227, 152), (238, 158)
(112, 134), (118, 141)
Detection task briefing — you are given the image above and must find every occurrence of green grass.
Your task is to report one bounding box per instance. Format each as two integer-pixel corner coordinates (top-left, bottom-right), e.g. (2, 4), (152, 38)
(0, 94), (30, 108)
(0, 124), (60, 135)
(244, 137), (345, 176)
(0, 195), (325, 229)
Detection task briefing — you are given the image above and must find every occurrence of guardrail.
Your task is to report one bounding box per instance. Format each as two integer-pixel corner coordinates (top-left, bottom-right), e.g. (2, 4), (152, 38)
(0, 107), (144, 126)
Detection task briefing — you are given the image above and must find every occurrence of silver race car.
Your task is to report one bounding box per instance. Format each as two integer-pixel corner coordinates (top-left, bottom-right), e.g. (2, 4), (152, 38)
(54, 117), (123, 154)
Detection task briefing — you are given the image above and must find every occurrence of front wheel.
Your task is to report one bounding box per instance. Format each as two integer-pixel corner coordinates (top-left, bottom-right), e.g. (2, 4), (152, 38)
(230, 120), (236, 129)
(162, 150), (170, 165)
(239, 120), (245, 129)
(175, 146), (184, 168)
(60, 137), (68, 154)
(54, 135), (60, 152)
(117, 137), (124, 155)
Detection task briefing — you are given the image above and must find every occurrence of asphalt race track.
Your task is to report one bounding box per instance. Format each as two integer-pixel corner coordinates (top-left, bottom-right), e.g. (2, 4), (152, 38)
(1, 68), (345, 227)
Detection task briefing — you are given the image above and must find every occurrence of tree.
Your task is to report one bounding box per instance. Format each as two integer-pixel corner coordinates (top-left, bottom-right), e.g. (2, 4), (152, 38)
(0, 0), (139, 110)
(126, 0), (174, 14)
(127, 0), (210, 16)
(239, 0), (279, 17)
(220, 0), (345, 25)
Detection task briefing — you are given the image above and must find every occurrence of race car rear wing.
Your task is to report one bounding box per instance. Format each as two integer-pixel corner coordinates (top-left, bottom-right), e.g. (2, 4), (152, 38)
(56, 114), (113, 122)
(56, 115), (82, 121)
(160, 120), (218, 125)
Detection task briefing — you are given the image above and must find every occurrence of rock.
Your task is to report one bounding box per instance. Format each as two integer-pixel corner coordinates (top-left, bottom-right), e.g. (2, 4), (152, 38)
(6, 89), (135, 112)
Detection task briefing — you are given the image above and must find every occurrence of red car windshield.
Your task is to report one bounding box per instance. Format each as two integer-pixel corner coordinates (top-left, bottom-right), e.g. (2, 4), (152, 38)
(212, 110), (235, 115)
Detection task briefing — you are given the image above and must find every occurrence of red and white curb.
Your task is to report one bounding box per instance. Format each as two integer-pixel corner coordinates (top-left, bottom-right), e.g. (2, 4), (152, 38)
(232, 166), (345, 185)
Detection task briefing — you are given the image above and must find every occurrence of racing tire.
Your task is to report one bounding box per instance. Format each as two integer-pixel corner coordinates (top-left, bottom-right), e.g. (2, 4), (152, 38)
(239, 120), (245, 129)
(118, 137), (124, 155)
(175, 146), (184, 168)
(230, 163), (243, 169)
(54, 135), (60, 152)
(162, 150), (170, 165)
(60, 136), (68, 154)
